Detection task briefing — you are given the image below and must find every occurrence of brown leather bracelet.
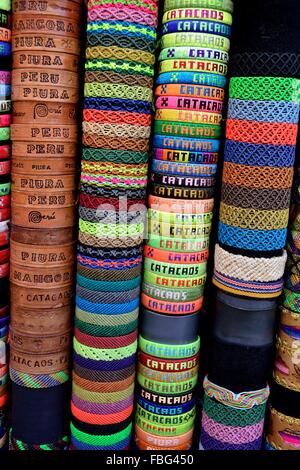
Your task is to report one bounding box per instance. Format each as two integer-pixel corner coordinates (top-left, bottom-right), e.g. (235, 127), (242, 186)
(12, 15), (81, 38)
(10, 224), (76, 244)
(12, 157), (77, 174)
(10, 261), (75, 288)
(12, 141), (77, 157)
(10, 347), (70, 374)
(11, 124), (78, 142)
(10, 327), (71, 354)
(13, 69), (79, 88)
(10, 240), (76, 266)
(12, 101), (78, 124)
(12, 33), (81, 54)
(13, 51), (79, 72)
(12, 0), (82, 20)
(12, 205), (76, 229)
(11, 173), (77, 191)
(10, 304), (72, 335)
(11, 189), (77, 207)
(12, 85), (79, 103)
(10, 282), (74, 308)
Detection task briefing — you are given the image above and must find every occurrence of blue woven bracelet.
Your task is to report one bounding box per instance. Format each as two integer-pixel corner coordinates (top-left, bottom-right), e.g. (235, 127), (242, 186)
(0, 84), (10, 99)
(156, 71), (227, 88)
(224, 140), (296, 168)
(76, 274), (142, 292)
(71, 435), (131, 450)
(162, 20), (231, 38)
(84, 97), (152, 114)
(152, 159), (217, 177)
(77, 255), (142, 271)
(0, 41), (10, 57)
(153, 135), (220, 152)
(137, 395), (195, 416)
(76, 296), (140, 315)
(227, 99), (300, 124)
(218, 222), (287, 251)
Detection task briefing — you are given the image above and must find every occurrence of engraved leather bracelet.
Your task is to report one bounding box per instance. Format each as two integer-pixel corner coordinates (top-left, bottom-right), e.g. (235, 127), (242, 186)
(12, 157), (77, 175)
(12, 15), (80, 37)
(10, 262), (75, 289)
(10, 240), (75, 267)
(12, 68), (79, 88)
(9, 328), (71, 354)
(10, 348), (69, 374)
(12, 84), (80, 103)
(12, 33), (81, 54)
(10, 224), (76, 245)
(10, 304), (71, 335)
(12, 0), (82, 20)
(12, 51), (79, 72)
(10, 283), (73, 309)
(12, 141), (77, 157)
(11, 124), (78, 142)
(12, 100), (78, 124)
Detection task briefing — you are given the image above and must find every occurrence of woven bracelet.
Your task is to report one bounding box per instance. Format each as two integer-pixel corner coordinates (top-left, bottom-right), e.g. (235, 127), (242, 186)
(222, 162), (293, 190)
(0, 41), (10, 56)
(85, 58), (154, 77)
(9, 433), (68, 451)
(78, 207), (145, 225)
(0, 1), (10, 11)
(89, 0), (158, 13)
(75, 319), (138, 338)
(147, 235), (210, 252)
(85, 46), (155, 65)
(137, 374), (198, 397)
(219, 202), (290, 231)
(158, 58), (228, 76)
(282, 289), (300, 314)
(203, 394), (266, 427)
(224, 140), (296, 168)
(83, 108), (152, 127)
(86, 32), (156, 53)
(155, 108), (222, 125)
(77, 263), (141, 280)
(153, 148), (218, 164)
(77, 243), (143, 260)
(71, 435), (130, 451)
(76, 296), (140, 315)
(158, 47), (229, 64)
(70, 422), (132, 446)
(76, 285), (140, 304)
(162, 20), (231, 38)
(214, 244), (287, 283)
(152, 159), (218, 176)
(230, 52), (300, 79)
(154, 121), (221, 139)
(84, 97), (152, 114)
(221, 185), (291, 211)
(84, 83), (153, 102)
(138, 363), (198, 383)
(156, 71), (227, 88)
(218, 222), (287, 252)
(153, 134), (219, 153)
(226, 120), (298, 146)
(79, 219), (144, 238)
(143, 270), (207, 291)
(73, 363), (135, 383)
(72, 380), (135, 401)
(77, 274), (141, 292)
(139, 335), (200, 359)
(82, 148), (149, 164)
(227, 99), (300, 124)
(137, 395), (195, 416)
(80, 182), (146, 200)
(136, 404), (196, 426)
(160, 32), (230, 51)
(203, 376), (270, 409)
(73, 338), (137, 361)
(83, 121), (151, 139)
(148, 209), (213, 227)
(81, 161), (148, 177)
(77, 252), (142, 269)
(162, 9), (232, 25)
(135, 414), (194, 436)
(163, 0), (234, 13)
(87, 21), (156, 39)
(142, 282), (203, 301)
(229, 77), (299, 102)
(9, 369), (69, 389)
(143, 258), (207, 277)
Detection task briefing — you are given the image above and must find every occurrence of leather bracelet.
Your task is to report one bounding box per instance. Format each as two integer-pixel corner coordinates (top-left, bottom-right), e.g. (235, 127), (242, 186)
(12, 68), (79, 89)
(10, 262), (75, 288)
(11, 124), (78, 142)
(10, 283), (73, 308)
(12, 188), (76, 206)
(12, 205), (76, 229)
(12, 15), (80, 37)
(140, 309), (200, 343)
(12, 51), (79, 72)
(156, 111), (222, 129)
(159, 59), (227, 76)
(139, 335), (200, 359)
(10, 225), (76, 245)
(12, 141), (77, 157)
(12, 173), (76, 191)
(0, 27), (10, 42)
(148, 219), (211, 238)
(10, 304), (71, 335)
(161, 32), (230, 51)
(9, 328), (71, 354)
(135, 423), (194, 447)
(141, 292), (203, 315)
(12, 157), (76, 175)
(12, 0), (81, 19)
(10, 348), (69, 374)
(149, 194), (214, 213)
(153, 134), (220, 152)
(151, 183), (214, 199)
(12, 33), (81, 54)
(138, 352), (199, 372)
(144, 245), (208, 263)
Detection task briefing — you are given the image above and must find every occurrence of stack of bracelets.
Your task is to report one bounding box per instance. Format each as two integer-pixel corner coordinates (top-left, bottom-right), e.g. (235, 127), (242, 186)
(135, 0), (233, 451)
(9, 0), (82, 450)
(200, 0), (300, 450)
(0, 0), (10, 452)
(70, 0), (158, 450)
(266, 158), (300, 449)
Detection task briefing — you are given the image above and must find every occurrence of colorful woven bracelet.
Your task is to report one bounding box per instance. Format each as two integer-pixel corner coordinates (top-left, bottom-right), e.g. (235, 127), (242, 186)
(159, 58), (227, 75)
(155, 108), (222, 125)
(152, 159), (217, 176)
(85, 59), (154, 77)
(135, 414), (194, 436)
(84, 83), (153, 101)
(158, 47), (229, 63)
(153, 148), (218, 164)
(142, 282), (204, 301)
(138, 363), (198, 382)
(153, 135), (220, 152)
(160, 32), (230, 51)
(154, 121), (221, 139)
(146, 236), (209, 252)
(9, 370), (69, 388)
(155, 82), (225, 99)
(136, 404), (196, 426)
(162, 9), (232, 25)
(0, 41), (10, 56)
(139, 335), (200, 359)
(162, 20), (231, 38)
(156, 95), (223, 113)
(143, 258), (207, 277)
(219, 203), (290, 231)
(229, 77), (300, 102)
(224, 140), (295, 168)
(70, 422), (132, 446)
(227, 99), (300, 124)
(156, 70), (227, 88)
(87, 21), (156, 39)
(163, 0), (234, 13)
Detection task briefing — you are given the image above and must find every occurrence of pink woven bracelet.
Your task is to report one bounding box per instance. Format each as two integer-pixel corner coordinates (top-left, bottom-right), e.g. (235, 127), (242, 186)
(202, 413), (264, 444)
(156, 96), (223, 114)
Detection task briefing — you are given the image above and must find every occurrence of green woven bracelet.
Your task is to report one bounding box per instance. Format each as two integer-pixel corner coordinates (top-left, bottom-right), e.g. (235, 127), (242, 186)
(73, 382), (134, 404)
(135, 415), (193, 436)
(70, 422), (132, 446)
(79, 219), (145, 238)
(136, 404), (196, 426)
(154, 121), (221, 139)
(137, 373), (198, 395)
(0, 127), (9, 141)
(203, 394), (266, 427)
(164, 0), (234, 13)
(82, 148), (149, 164)
(76, 307), (139, 326)
(139, 335), (200, 359)
(148, 210), (213, 226)
(143, 270), (207, 290)
(91, 0), (157, 11)
(143, 258), (207, 278)
(0, 182), (10, 196)
(85, 60), (154, 77)
(75, 318), (138, 337)
(283, 288), (300, 313)
(77, 274), (142, 292)
(142, 282), (204, 301)
(147, 235), (210, 252)
(0, 0), (11, 11)
(229, 77), (300, 102)
(87, 22), (156, 40)
(73, 337), (137, 360)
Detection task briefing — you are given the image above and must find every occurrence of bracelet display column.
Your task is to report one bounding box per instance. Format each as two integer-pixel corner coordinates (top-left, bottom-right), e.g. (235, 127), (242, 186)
(70, 0), (158, 450)
(200, 0), (300, 451)
(0, 0), (11, 451)
(135, 0), (233, 450)
(9, 0), (82, 450)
